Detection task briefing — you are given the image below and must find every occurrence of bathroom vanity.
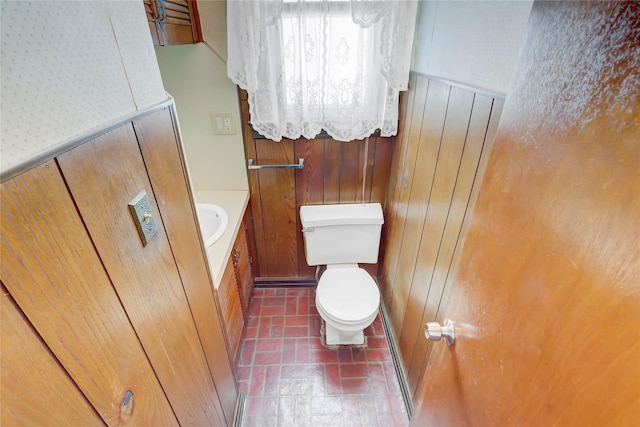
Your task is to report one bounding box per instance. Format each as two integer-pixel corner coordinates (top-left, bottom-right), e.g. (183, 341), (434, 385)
(195, 190), (255, 367)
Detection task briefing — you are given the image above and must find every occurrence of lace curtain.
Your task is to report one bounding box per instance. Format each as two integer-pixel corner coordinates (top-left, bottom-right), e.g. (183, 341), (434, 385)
(227, 0), (417, 142)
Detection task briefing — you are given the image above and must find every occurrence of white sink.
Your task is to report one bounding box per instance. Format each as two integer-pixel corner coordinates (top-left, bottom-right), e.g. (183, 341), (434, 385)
(195, 203), (228, 247)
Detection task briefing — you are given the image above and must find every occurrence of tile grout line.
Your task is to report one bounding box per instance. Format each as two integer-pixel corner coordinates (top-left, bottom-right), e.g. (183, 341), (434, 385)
(241, 287), (408, 426)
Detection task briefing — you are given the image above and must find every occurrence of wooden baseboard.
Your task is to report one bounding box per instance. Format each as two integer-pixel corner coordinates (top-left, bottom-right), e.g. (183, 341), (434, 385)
(233, 392), (246, 427)
(379, 299), (414, 417)
(254, 277), (317, 286)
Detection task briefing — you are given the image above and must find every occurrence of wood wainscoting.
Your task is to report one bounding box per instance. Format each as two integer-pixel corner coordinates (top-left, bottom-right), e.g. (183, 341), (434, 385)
(239, 90), (394, 281)
(1, 105), (237, 426)
(379, 73), (505, 399)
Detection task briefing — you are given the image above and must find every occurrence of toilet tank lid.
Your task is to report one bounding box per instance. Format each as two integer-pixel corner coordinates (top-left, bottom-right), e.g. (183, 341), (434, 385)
(300, 203), (384, 227)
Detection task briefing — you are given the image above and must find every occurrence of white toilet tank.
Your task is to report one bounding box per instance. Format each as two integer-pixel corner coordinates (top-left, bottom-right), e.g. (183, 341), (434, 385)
(300, 203), (384, 266)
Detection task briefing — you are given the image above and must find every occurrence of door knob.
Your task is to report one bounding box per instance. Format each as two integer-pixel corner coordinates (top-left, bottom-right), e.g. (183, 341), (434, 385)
(425, 319), (455, 346)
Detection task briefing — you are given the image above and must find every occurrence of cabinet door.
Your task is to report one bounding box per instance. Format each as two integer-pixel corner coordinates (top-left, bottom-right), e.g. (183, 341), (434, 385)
(0, 162), (178, 425)
(143, 0), (160, 44)
(235, 216), (254, 319)
(218, 257), (244, 365)
(57, 124), (226, 425)
(145, 0), (201, 45)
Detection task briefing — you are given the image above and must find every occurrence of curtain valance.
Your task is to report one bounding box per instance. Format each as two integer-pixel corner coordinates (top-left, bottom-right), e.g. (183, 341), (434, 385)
(227, 0), (417, 142)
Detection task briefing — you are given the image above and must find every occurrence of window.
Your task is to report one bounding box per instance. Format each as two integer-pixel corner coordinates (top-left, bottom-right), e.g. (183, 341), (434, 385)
(228, 0), (417, 142)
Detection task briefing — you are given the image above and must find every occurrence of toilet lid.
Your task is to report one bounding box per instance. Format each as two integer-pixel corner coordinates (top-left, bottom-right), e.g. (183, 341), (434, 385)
(316, 268), (380, 323)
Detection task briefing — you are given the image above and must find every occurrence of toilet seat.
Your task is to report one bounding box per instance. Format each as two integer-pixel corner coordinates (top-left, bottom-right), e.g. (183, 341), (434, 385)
(316, 267), (380, 324)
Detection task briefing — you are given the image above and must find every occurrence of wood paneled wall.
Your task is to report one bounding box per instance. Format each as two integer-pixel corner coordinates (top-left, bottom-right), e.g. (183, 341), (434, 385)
(133, 109), (238, 424)
(57, 120), (225, 426)
(240, 92), (394, 280)
(379, 73), (504, 398)
(1, 107), (237, 426)
(1, 161), (180, 425)
(1, 286), (103, 426)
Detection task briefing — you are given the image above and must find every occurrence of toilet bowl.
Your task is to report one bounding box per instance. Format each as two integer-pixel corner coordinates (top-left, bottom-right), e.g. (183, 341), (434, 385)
(300, 202), (384, 346)
(315, 265), (380, 345)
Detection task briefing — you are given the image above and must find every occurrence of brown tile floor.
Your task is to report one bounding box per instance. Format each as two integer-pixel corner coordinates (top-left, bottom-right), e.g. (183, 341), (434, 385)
(239, 288), (409, 427)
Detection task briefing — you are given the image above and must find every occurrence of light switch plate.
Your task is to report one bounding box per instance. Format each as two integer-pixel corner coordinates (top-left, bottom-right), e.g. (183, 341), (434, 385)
(212, 113), (235, 135)
(128, 190), (158, 246)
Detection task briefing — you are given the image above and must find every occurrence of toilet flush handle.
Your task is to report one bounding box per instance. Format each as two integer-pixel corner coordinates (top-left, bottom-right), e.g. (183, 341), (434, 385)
(302, 227), (315, 233)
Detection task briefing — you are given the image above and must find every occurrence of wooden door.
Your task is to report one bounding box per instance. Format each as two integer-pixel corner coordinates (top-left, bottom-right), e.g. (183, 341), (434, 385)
(411, 2), (640, 426)
(144, 0), (201, 46)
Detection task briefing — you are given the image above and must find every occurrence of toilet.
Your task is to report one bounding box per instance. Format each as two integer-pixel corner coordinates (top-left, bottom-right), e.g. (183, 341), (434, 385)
(300, 203), (384, 345)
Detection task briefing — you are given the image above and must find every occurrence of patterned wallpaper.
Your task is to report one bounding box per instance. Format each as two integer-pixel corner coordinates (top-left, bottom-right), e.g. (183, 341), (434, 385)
(411, 0), (533, 95)
(197, 0), (227, 61)
(1, 1), (167, 173)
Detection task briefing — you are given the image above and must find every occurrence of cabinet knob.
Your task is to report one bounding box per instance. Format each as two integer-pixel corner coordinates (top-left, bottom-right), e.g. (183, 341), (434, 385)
(232, 248), (240, 268)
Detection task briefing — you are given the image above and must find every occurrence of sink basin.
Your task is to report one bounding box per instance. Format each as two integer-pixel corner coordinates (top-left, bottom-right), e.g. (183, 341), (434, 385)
(195, 203), (228, 247)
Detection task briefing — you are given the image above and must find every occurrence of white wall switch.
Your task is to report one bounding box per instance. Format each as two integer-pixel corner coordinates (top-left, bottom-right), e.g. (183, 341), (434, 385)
(212, 113), (235, 135)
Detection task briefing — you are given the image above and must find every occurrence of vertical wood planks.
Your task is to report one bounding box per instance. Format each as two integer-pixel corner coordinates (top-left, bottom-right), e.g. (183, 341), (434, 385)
(411, 98), (505, 392)
(379, 74), (417, 304)
(378, 72), (505, 401)
(1, 286), (103, 426)
(240, 98), (396, 280)
(57, 125), (224, 426)
(370, 137), (394, 205)
(384, 76), (430, 336)
(397, 86), (475, 369)
(339, 140), (361, 203)
(390, 80), (451, 343)
(323, 139), (342, 204)
(0, 162), (178, 425)
(254, 138), (298, 277)
(242, 100), (266, 278)
(364, 137), (391, 276)
(403, 93), (492, 392)
(295, 139), (325, 277)
(133, 108), (236, 426)
(359, 137), (375, 203)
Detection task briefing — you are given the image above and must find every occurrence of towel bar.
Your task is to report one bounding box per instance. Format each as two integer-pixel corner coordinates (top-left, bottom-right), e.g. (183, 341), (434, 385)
(247, 158), (305, 170)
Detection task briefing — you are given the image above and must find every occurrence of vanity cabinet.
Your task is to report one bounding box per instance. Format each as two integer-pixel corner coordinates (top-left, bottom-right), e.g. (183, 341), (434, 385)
(217, 209), (255, 367)
(234, 209), (255, 320)
(218, 256), (244, 365)
(144, 0), (201, 46)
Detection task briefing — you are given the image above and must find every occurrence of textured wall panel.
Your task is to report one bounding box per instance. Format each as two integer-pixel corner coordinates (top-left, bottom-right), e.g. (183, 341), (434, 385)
(106, 1), (166, 109)
(411, 0), (533, 95)
(196, 0), (227, 61)
(0, 1), (167, 173)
